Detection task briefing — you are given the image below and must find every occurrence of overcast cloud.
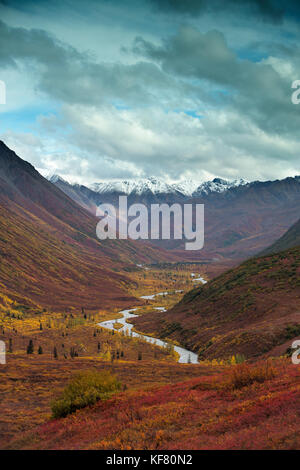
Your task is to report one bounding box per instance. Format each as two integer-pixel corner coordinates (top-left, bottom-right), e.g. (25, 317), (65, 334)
(0, 0), (300, 184)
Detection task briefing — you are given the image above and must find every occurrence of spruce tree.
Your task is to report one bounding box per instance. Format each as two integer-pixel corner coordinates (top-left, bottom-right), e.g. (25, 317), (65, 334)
(27, 340), (34, 354)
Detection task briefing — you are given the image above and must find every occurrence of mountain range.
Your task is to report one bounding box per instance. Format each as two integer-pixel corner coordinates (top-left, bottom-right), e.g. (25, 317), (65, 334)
(47, 174), (248, 198)
(48, 172), (300, 261)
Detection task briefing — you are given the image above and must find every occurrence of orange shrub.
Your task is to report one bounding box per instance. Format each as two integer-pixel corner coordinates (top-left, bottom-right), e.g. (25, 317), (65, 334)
(227, 361), (275, 390)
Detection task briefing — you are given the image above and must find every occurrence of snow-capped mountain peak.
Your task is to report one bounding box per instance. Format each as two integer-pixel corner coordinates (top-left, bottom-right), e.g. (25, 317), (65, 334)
(192, 177), (248, 196)
(89, 177), (177, 196)
(87, 176), (248, 196)
(46, 173), (248, 197)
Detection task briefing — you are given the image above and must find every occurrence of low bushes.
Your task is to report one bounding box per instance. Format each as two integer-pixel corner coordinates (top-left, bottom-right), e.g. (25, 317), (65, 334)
(51, 370), (122, 418)
(227, 361), (275, 390)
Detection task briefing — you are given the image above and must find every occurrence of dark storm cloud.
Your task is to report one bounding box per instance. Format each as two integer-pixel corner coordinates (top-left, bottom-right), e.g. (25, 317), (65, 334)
(0, 20), (185, 107)
(132, 25), (300, 134)
(2, 15), (293, 131)
(149, 0), (284, 23)
(1, 1), (300, 182)
(0, 19), (82, 67)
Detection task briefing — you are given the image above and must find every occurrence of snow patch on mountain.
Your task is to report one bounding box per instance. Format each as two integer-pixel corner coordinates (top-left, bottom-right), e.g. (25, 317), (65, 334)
(172, 179), (200, 197)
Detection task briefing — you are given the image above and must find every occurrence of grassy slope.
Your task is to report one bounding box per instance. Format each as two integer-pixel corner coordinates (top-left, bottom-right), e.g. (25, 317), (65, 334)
(133, 246), (300, 359)
(9, 359), (300, 450)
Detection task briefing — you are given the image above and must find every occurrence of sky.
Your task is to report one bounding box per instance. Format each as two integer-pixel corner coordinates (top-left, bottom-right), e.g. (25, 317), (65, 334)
(0, 0), (300, 184)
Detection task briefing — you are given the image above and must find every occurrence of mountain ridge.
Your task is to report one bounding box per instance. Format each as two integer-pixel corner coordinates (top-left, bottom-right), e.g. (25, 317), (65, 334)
(46, 173), (248, 197)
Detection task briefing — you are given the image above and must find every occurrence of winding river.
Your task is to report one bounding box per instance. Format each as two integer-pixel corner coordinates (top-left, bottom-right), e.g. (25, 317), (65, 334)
(98, 288), (200, 364)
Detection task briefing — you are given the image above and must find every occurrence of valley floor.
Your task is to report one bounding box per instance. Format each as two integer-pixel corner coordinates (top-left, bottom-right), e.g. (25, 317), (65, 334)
(0, 263), (205, 448)
(1, 263), (300, 450)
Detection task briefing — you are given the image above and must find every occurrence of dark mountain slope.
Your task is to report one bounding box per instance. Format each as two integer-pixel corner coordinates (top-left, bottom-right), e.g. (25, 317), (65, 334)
(260, 217), (300, 255)
(48, 176), (97, 215)
(0, 141), (172, 310)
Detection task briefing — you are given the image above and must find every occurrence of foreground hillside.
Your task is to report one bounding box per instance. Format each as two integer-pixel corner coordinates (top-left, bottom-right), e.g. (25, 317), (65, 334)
(133, 246), (300, 359)
(9, 359), (300, 450)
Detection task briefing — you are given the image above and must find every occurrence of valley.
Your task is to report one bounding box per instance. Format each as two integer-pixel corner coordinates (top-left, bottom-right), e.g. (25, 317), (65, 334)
(0, 261), (206, 447)
(133, 246), (300, 360)
(0, 142), (300, 450)
(2, 0), (300, 453)
(2, 254), (300, 450)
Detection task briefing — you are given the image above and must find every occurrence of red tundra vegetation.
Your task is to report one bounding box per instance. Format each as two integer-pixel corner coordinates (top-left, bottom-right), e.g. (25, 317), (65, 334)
(8, 359), (300, 450)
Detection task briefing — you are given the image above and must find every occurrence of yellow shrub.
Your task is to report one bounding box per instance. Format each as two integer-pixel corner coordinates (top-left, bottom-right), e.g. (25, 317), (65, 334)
(51, 369), (121, 418)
